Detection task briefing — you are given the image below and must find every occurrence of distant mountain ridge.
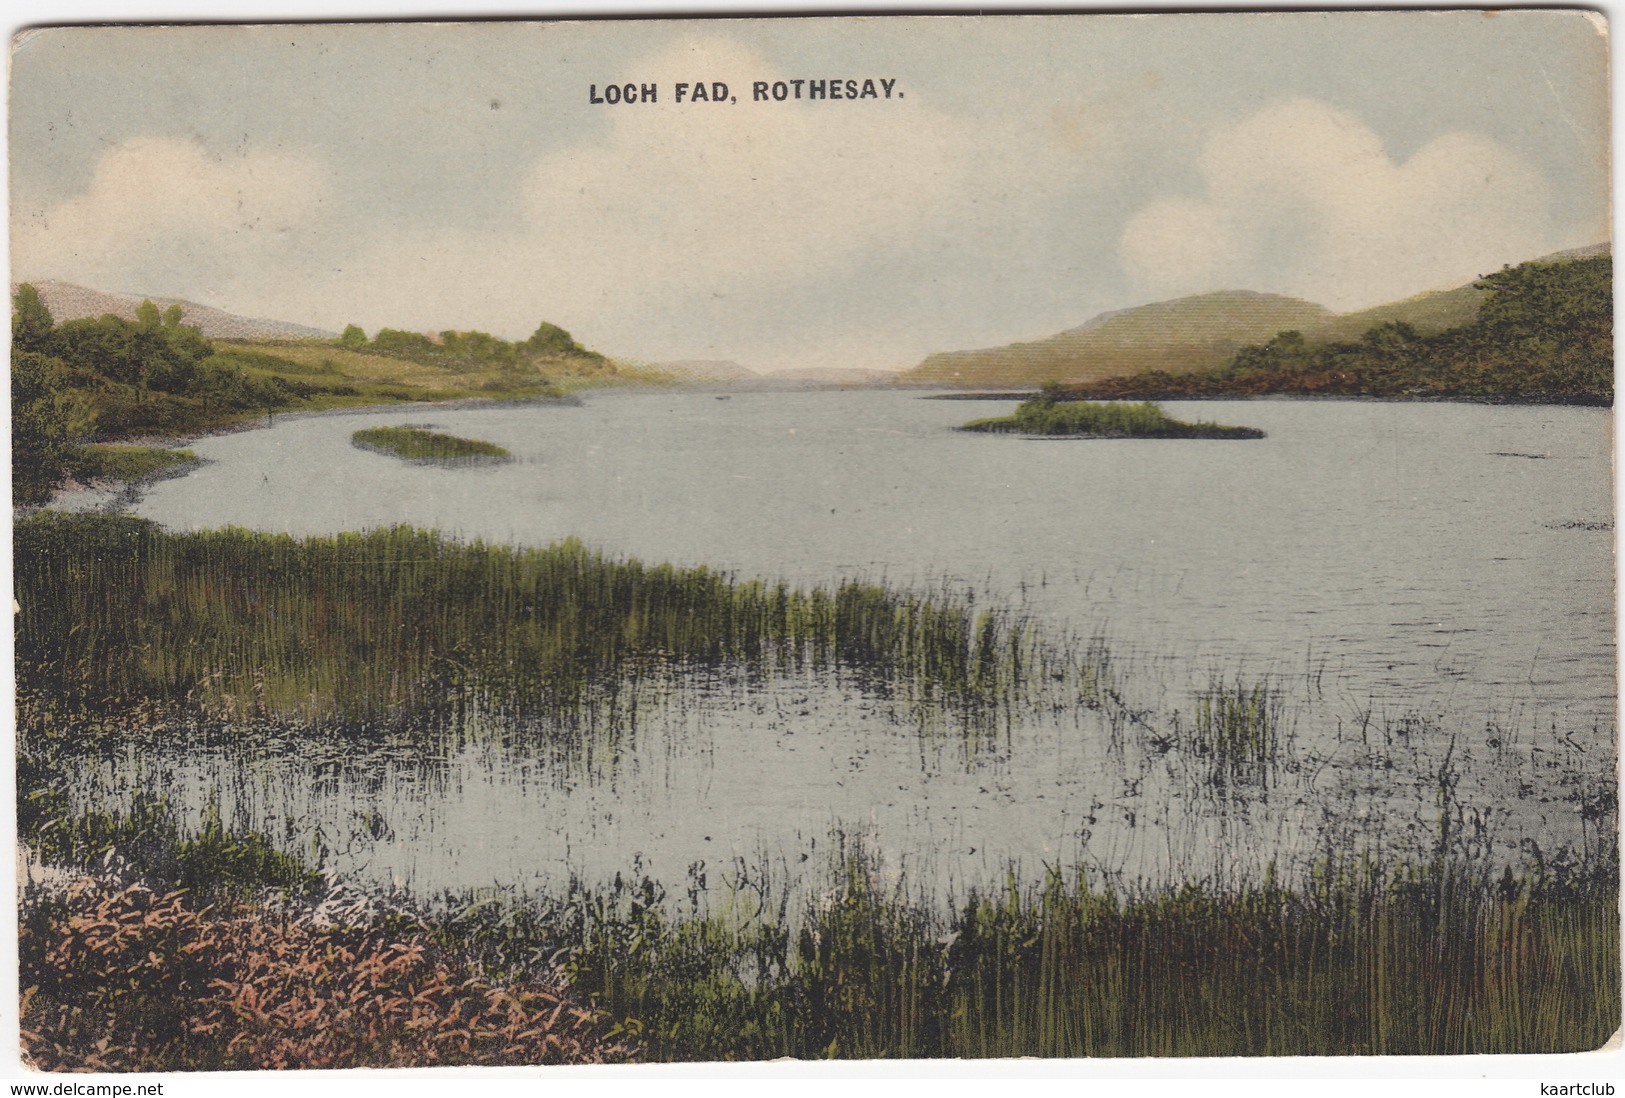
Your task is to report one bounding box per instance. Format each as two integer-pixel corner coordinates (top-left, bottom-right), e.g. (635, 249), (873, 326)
(1049, 249), (1611, 405)
(655, 359), (759, 381)
(13, 279), (336, 340)
(762, 366), (897, 386)
(653, 360), (898, 388)
(904, 244), (1611, 387)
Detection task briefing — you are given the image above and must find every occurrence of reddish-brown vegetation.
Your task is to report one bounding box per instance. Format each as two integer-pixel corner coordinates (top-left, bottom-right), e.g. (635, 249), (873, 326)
(20, 878), (637, 1072)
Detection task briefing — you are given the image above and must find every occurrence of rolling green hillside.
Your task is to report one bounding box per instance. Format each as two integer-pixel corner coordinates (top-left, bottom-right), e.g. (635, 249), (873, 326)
(1301, 245), (1610, 344)
(905, 244), (1610, 388)
(1305, 283), (1487, 344)
(907, 291), (1333, 387)
(1048, 253), (1611, 405)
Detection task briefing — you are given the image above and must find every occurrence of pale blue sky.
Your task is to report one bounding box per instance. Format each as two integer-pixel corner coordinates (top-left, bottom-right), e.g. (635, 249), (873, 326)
(9, 9), (1611, 371)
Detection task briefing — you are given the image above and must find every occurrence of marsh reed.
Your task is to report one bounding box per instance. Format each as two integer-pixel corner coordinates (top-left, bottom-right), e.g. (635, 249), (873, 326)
(422, 841), (1619, 1061)
(15, 512), (1070, 738)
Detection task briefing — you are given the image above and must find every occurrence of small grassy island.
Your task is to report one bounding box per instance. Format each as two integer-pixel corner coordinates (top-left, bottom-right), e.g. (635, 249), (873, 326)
(72, 443), (200, 483)
(352, 425), (511, 464)
(961, 397), (1264, 439)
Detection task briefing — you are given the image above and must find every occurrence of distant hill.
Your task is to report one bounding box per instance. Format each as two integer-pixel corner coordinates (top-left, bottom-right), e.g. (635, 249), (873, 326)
(656, 359), (759, 381)
(647, 362), (896, 388)
(13, 279), (336, 340)
(906, 291), (1334, 387)
(1537, 242), (1612, 263)
(761, 366), (898, 388)
(1304, 284), (1488, 344)
(1048, 250), (1612, 405)
(903, 244), (1612, 388)
(1307, 244), (1612, 344)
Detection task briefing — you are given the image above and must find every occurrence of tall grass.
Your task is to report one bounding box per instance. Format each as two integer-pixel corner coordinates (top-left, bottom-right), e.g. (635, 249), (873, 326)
(962, 398), (1264, 439)
(16, 512), (1616, 1064)
(14, 513), (1076, 736)
(1189, 679), (1283, 781)
(18, 755), (321, 901)
(20, 788), (1617, 1064)
(432, 843), (1619, 1060)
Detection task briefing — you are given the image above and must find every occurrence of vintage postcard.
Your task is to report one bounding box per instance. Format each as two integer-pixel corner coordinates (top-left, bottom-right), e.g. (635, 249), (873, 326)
(7, 8), (1618, 1080)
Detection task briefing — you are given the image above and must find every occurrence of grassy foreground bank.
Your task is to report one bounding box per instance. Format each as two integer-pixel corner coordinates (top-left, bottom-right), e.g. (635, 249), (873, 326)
(18, 792), (1619, 1064)
(20, 880), (634, 1072)
(16, 788), (634, 1072)
(962, 398), (1263, 439)
(538, 854), (1618, 1059)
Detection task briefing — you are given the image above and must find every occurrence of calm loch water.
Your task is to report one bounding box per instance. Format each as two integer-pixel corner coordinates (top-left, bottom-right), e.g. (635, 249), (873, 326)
(59, 392), (1618, 902)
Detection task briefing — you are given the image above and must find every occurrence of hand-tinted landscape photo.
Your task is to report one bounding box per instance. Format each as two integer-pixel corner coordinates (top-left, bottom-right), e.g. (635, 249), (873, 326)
(9, 13), (1617, 1072)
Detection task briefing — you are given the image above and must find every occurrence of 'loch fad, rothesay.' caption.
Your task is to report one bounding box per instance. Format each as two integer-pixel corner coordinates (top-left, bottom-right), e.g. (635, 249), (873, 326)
(589, 78), (902, 105)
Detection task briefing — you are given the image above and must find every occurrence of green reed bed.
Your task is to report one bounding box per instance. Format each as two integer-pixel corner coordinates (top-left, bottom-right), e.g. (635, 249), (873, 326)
(431, 846), (1618, 1062)
(14, 512), (1070, 733)
(351, 425), (511, 464)
(1187, 679), (1285, 782)
(961, 397), (1263, 439)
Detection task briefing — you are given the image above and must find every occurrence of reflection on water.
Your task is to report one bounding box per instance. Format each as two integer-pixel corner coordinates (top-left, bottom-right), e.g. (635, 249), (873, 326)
(52, 393), (1618, 904)
(57, 638), (1611, 907)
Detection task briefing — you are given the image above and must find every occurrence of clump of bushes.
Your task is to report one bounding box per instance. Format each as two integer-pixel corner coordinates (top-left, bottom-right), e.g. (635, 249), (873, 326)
(1049, 255), (1613, 405)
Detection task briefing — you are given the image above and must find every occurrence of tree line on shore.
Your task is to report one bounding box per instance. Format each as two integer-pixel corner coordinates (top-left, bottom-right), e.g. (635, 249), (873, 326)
(12, 255), (1610, 507)
(9, 284), (604, 507)
(338, 318), (607, 372)
(11, 284), (294, 506)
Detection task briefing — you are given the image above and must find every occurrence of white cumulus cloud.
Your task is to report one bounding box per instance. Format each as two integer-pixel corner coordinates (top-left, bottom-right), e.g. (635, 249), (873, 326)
(13, 136), (329, 300)
(1117, 98), (1552, 309)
